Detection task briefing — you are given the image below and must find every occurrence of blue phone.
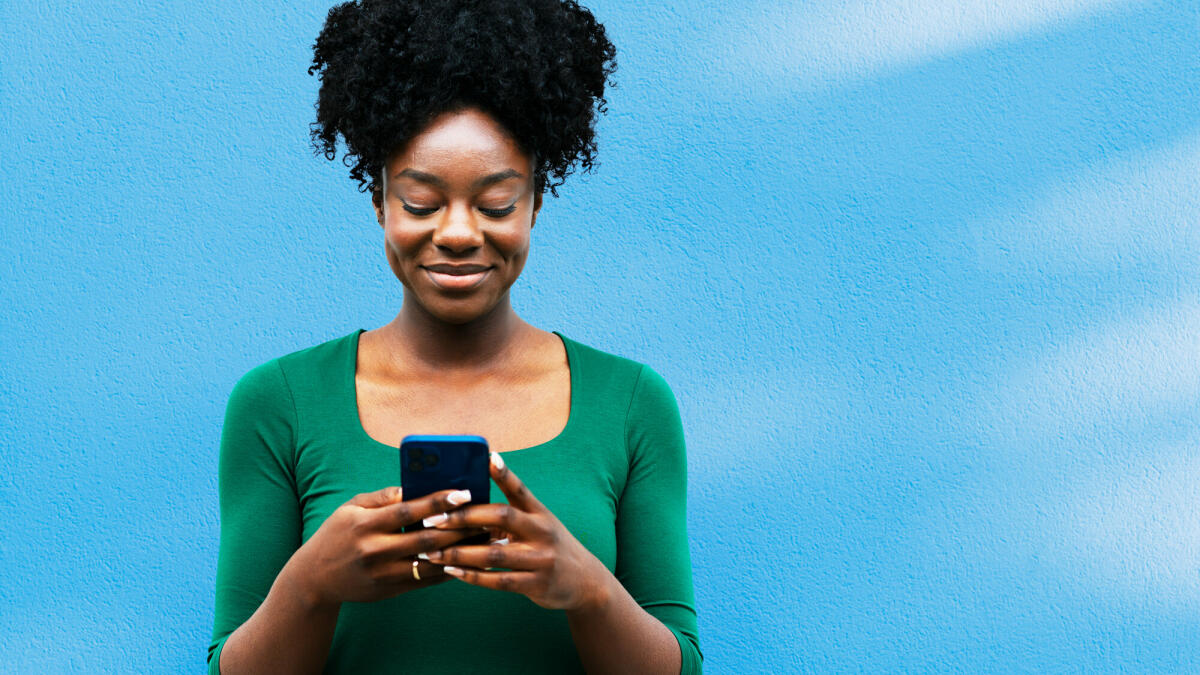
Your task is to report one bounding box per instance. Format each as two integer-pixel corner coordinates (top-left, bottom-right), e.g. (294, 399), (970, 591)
(399, 435), (491, 539)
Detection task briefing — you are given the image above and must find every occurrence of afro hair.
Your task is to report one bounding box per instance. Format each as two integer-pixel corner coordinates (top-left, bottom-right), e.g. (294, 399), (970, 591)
(308, 0), (617, 197)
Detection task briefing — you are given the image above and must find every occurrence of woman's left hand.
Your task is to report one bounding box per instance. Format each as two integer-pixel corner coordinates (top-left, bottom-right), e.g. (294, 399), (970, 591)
(418, 452), (612, 612)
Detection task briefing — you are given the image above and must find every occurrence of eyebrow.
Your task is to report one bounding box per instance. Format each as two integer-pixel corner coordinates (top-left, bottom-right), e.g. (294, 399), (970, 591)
(394, 168), (524, 189)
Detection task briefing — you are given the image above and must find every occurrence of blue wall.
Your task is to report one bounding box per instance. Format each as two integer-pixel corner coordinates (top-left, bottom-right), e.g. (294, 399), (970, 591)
(2, 0), (1198, 671)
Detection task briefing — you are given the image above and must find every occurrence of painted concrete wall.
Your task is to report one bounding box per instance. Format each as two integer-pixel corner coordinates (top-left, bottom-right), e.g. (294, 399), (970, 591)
(2, 0), (1197, 671)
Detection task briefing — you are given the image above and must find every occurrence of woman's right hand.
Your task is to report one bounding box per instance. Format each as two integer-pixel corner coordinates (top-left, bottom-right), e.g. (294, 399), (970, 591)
(284, 486), (485, 608)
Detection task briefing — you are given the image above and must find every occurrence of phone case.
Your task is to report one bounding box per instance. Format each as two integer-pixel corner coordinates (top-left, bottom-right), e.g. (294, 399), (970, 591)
(399, 435), (492, 540)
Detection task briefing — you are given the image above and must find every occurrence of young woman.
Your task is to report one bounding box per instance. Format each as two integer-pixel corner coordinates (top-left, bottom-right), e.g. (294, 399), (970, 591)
(208, 1), (701, 672)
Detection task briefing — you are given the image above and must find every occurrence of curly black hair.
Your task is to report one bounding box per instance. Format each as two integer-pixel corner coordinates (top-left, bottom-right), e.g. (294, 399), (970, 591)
(308, 0), (617, 198)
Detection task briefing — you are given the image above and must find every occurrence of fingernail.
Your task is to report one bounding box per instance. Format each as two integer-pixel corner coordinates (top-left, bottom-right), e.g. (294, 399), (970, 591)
(443, 565), (464, 577)
(447, 489), (471, 506)
(495, 537), (510, 546)
(491, 452), (505, 471)
(423, 513), (448, 527)
(418, 551), (442, 562)
(393, 487), (404, 501)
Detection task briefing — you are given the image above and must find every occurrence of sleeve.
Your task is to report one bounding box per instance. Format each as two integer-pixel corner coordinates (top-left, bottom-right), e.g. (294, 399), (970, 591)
(207, 360), (303, 675)
(617, 364), (703, 673)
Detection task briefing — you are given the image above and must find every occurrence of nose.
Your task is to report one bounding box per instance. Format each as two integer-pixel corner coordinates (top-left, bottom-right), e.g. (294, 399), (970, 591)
(431, 201), (485, 253)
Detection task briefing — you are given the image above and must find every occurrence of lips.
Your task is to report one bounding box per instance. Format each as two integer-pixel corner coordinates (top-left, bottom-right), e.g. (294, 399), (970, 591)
(424, 263), (491, 275)
(422, 264), (492, 291)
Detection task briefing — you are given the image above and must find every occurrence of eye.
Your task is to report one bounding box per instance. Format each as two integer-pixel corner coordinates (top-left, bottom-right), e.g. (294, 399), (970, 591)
(402, 202), (438, 217)
(478, 204), (517, 218)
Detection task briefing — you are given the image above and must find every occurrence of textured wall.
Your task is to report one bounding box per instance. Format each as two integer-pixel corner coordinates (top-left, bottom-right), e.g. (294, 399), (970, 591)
(2, 0), (1198, 671)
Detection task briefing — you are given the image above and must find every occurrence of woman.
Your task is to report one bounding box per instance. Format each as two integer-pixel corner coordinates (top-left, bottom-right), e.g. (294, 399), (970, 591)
(208, 1), (701, 673)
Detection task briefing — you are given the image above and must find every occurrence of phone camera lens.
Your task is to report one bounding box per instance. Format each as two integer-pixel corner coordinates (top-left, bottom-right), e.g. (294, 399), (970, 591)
(410, 448), (424, 459)
(424, 454), (439, 467)
(408, 460), (423, 472)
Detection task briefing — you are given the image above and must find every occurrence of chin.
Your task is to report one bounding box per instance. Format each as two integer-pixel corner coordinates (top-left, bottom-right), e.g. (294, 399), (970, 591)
(423, 298), (498, 325)
(400, 277), (512, 325)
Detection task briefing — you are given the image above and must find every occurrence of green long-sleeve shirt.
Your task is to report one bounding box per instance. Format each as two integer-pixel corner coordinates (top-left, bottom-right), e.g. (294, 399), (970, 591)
(208, 329), (702, 673)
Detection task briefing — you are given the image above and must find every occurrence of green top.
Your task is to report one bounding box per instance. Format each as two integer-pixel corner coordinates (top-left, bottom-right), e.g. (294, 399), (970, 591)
(208, 329), (702, 674)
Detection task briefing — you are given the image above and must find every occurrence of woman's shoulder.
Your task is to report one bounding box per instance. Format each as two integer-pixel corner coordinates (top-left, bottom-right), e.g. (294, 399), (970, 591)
(557, 332), (678, 404)
(230, 329), (358, 395)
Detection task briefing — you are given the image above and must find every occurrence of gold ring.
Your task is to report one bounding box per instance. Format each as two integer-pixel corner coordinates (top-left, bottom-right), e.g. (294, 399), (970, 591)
(412, 559), (421, 581)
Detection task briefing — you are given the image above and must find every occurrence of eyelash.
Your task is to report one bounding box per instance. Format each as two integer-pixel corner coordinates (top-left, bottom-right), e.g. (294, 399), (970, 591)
(401, 203), (517, 218)
(480, 205), (517, 218)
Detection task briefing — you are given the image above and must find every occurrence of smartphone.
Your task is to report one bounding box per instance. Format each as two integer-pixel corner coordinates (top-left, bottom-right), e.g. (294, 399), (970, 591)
(399, 434), (491, 543)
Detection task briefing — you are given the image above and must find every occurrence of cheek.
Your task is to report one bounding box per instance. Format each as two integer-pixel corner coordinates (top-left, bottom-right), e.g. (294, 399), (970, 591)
(383, 223), (421, 256)
(381, 226), (423, 284)
(498, 227), (532, 258)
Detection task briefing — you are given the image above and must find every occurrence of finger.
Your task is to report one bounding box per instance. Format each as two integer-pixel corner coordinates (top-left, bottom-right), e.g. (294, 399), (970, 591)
(420, 542), (547, 570)
(488, 452), (544, 513)
(441, 566), (539, 594)
(375, 557), (449, 587)
(426, 502), (542, 539)
(367, 526), (489, 563)
(369, 487), (475, 531)
(346, 485), (404, 509)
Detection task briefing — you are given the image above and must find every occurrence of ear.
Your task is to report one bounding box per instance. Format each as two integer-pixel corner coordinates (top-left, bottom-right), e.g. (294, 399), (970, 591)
(372, 187), (384, 228)
(530, 190), (543, 229)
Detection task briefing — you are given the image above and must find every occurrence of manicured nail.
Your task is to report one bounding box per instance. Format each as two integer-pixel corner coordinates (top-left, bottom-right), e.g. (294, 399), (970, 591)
(447, 489), (471, 506)
(423, 513), (448, 527)
(443, 565), (464, 577)
(491, 452), (505, 471)
(494, 537), (510, 546)
(393, 487), (404, 501)
(418, 550), (442, 562)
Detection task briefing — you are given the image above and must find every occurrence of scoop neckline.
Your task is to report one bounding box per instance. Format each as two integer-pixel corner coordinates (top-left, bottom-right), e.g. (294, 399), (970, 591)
(347, 328), (578, 456)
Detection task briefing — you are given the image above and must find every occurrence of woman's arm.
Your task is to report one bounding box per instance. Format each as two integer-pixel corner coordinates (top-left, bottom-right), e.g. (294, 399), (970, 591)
(216, 482), (482, 674)
(567, 362), (701, 672)
(438, 519), (685, 673)
(209, 361), (476, 673)
(215, 560), (342, 675)
(430, 452), (686, 673)
(208, 361), (336, 674)
(598, 363), (702, 672)
(564, 571), (683, 673)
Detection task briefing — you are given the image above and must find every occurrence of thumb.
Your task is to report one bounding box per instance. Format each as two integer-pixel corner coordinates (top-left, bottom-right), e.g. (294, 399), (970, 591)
(347, 485), (403, 509)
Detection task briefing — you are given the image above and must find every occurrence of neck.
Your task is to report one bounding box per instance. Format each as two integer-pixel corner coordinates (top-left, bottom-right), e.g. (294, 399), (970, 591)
(381, 291), (529, 375)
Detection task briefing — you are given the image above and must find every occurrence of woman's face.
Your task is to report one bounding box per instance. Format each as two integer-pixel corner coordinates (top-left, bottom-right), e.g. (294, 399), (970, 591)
(373, 107), (542, 325)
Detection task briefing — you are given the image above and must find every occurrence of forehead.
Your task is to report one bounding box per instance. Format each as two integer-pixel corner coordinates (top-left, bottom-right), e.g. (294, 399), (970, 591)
(389, 108), (530, 176)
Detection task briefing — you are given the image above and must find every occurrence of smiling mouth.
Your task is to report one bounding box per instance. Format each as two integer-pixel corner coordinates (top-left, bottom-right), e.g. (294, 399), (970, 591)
(423, 267), (491, 291)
